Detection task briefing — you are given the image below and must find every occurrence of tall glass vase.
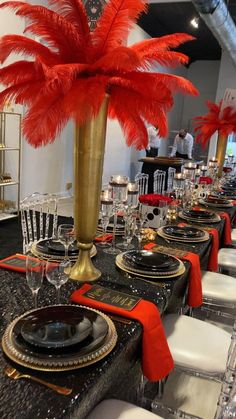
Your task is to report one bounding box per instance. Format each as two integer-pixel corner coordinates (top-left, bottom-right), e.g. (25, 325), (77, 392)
(70, 95), (109, 281)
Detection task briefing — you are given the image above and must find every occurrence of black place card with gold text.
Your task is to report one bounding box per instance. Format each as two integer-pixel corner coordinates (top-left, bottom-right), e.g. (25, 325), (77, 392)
(83, 285), (141, 311)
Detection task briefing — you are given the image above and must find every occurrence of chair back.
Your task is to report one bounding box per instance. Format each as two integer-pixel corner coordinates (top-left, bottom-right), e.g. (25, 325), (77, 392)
(153, 170), (166, 194)
(167, 167), (176, 193)
(135, 173), (149, 195)
(20, 192), (59, 253)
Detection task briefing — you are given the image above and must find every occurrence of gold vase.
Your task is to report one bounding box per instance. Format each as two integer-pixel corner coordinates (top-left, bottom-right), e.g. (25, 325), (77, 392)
(216, 131), (228, 177)
(70, 95), (109, 281)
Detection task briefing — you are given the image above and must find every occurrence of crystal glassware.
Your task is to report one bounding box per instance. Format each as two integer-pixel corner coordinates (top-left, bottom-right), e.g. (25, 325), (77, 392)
(26, 255), (44, 309)
(98, 190), (114, 247)
(57, 224), (75, 259)
(104, 175), (129, 255)
(45, 259), (71, 304)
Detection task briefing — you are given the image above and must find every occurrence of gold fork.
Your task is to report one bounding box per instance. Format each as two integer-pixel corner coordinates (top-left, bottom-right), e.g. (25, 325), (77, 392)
(4, 366), (72, 395)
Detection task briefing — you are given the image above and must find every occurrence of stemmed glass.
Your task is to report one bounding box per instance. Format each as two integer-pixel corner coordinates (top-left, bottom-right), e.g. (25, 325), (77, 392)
(98, 190), (114, 247)
(26, 254), (44, 309)
(104, 175), (129, 255)
(45, 259), (71, 304)
(57, 224), (75, 259)
(117, 182), (139, 250)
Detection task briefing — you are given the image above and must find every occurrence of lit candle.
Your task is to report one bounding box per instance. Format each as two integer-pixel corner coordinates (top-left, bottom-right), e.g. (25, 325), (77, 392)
(127, 182), (139, 194)
(100, 190), (113, 204)
(184, 162), (197, 170)
(109, 175), (129, 186)
(174, 173), (186, 180)
(210, 157), (218, 162)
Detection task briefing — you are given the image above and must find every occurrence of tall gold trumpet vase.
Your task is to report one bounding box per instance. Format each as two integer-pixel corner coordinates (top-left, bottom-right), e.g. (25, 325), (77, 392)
(216, 131), (228, 177)
(70, 95), (109, 281)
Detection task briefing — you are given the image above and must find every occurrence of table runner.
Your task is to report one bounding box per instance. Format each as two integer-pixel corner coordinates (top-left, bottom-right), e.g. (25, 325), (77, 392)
(71, 284), (174, 382)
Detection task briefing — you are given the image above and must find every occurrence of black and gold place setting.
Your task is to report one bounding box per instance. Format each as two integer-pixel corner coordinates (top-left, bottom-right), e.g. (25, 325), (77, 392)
(178, 208), (221, 224)
(199, 195), (233, 208)
(31, 239), (97, 261)
(211, 189), (236, 200)
(2, 305), (117, 372)
(157, 225), (210, 243)
(115, 249), (185, 281)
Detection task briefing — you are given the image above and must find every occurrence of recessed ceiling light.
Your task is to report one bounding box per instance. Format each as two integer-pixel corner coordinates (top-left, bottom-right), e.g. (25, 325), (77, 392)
(190, 17), (199, 29)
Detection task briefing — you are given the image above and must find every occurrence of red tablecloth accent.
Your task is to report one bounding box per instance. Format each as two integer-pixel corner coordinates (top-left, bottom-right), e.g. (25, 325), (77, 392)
(94, 234), (113, 242)
(71, 284), (174, 382)
(143, 243), (202, 308)
(207, 228), (219, 272)
(220, 212), (232, 245)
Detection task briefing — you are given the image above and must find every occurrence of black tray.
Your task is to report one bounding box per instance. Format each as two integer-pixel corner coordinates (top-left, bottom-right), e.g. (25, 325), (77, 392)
(12, 306), (108, 356)
(123, 250), (180, 272)
(163, 226), (205, 238)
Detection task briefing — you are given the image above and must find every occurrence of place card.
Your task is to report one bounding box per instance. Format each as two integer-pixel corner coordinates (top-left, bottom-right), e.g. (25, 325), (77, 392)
(151, 245), (187, 258)
(83, 284), (141, 311)
(0, 253), (41, 273)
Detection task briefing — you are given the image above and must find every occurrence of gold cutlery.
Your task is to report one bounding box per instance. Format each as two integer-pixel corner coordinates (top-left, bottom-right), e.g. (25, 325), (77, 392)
(4, 366), (72, 395)
(109, 314), (132, 325)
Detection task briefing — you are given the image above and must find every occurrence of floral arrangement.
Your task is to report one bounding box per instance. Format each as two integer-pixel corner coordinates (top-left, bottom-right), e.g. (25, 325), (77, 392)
(139, 193), (173, 207)
(0, 0), (198, 148)
(194, 100), (236, 148)
(199, 176), (213, 185)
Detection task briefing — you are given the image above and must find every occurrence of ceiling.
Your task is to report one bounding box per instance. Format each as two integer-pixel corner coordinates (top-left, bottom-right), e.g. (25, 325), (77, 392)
(138, 0), (236, 64)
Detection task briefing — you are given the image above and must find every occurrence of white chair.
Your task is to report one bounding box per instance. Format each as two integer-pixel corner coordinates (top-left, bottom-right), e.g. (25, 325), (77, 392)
(167, 167), (176, 193)
(153, 170), (165, 194)
(201, 270), (236, 311)
(20, 192), (62, 253)
(231, 228), (236, 245)
(218, 248), (236, 276)
(135, 173), (149, 195)
(86, 399), (163, 419)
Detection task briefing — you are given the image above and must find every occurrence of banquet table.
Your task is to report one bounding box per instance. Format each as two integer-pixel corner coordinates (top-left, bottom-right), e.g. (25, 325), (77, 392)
(0, 208), (235, 419)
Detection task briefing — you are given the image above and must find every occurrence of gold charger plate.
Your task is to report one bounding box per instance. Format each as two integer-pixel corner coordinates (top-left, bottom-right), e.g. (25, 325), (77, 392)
(116, 253), (185, 280)
(157, 226), (210, 243)
(178, 211), (221, 224)
(31, 242), (97, 261)
(2, 305), (117, 372)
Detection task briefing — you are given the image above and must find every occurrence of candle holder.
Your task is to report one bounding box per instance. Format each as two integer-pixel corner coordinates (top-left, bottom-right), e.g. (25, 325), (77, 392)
(199, 165), (208, 176)
(184, 162), (197, 182)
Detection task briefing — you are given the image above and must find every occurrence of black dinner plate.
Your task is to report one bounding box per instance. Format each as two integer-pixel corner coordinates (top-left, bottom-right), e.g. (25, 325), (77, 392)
(163, 226), (205, 239)
(12, 306), (108, 356)
(206, 196), (230, 205)
(214, 190), (236, 198)
(123, 250), (180, 272)
(36, 239), (78, 256)
(183, 209), (214, 219)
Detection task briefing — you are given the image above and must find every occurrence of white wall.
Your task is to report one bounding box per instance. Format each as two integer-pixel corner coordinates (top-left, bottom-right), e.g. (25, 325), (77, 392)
(208, 51), (236, 159)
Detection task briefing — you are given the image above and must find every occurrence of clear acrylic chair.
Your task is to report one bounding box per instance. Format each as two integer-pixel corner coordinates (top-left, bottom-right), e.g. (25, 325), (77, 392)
(167, 167), (176, 193)
(20, 192), (60, 253)
(135, 173), (149, 195)
(87, 399), (164, 419)
(153, 170), (166, 195)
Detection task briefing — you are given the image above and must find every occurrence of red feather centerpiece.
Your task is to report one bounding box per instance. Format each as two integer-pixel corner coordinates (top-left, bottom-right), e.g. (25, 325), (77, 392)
(194, 100), (236, 175)
(0, 0), (198, 281)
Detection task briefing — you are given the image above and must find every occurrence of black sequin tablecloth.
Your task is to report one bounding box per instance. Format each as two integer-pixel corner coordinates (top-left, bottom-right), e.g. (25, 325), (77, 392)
(0, 209), (234, 419)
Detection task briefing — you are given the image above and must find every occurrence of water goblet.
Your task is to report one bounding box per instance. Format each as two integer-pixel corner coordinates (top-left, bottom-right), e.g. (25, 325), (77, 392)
(46, 259), (71, 304)
(57, 224), (75, 259)
(26, 255), (44, 309)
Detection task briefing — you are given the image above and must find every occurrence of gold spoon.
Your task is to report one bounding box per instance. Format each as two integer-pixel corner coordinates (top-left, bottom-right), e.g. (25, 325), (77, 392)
(4, 366), (72, 395)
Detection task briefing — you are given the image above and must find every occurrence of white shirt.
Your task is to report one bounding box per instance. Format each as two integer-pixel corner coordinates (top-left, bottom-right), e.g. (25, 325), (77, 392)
(147, 126), (161, 149)
(170, 132), (194, 159)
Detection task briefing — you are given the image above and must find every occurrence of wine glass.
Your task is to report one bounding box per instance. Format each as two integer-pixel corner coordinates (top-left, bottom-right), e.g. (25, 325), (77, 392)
(45, 259), (71, 304)
(57, 224), (75, 259)
(98, 190), (114, 247)
(26, 255), (44, 309)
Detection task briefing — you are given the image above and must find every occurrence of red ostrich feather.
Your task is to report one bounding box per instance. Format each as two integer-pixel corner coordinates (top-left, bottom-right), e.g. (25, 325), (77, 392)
(0, 0), (198, 148)
(194, 100), (236, 148)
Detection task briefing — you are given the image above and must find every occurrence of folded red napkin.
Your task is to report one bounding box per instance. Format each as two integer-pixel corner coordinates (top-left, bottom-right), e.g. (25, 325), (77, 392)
(94, 234), (113, 242)
(207, 228), (219, 272)
(143, 243), (202, 308)
(219, 212), (232, 245)
(139, 194), (173, 207)
(71, 284), (174, 382)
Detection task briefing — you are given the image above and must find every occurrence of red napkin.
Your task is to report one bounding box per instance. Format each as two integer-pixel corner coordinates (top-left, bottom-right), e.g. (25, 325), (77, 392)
(94, 234), (113, 242)
(71, 284), (174, 382)
(207, 228), (219, 272)
(143, 243), (202, 308)
(219, 212), (232, 245)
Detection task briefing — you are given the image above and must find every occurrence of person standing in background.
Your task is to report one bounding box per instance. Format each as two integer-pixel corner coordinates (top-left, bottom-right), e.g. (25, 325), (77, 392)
(170, 128), (194, 160)
(146, 125), (161, 157)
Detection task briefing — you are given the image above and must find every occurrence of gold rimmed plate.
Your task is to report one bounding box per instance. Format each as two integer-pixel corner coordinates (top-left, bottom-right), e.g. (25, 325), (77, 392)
(116, 252), (185, 280)
(2, 305), (117, 372)
(157, 226), (209, 243)
(178, 211), (221, 224)
(199, 198), (233, 208)
(31, 242), (97, 261)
